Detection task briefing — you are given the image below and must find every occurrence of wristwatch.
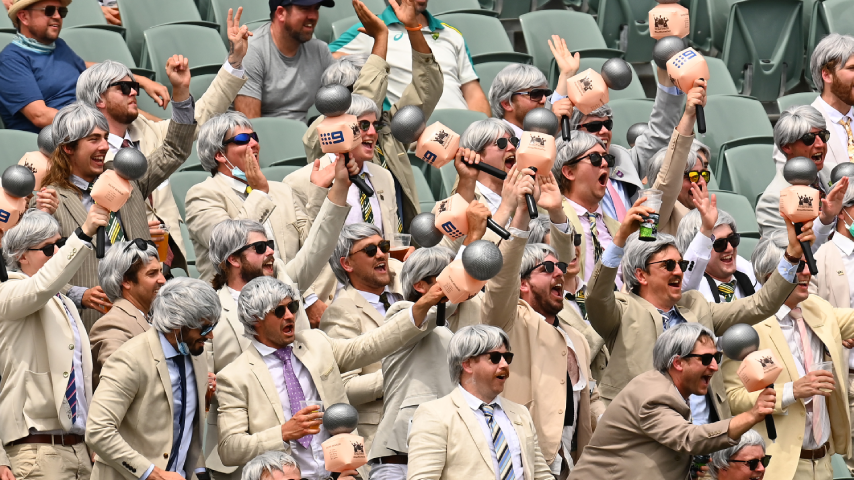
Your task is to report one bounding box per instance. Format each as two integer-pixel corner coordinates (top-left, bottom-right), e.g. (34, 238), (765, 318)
(74, 226), (93, 243)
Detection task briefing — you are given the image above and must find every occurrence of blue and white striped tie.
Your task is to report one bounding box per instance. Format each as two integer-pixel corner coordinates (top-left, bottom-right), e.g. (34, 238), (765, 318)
(481, 403), (515, 480)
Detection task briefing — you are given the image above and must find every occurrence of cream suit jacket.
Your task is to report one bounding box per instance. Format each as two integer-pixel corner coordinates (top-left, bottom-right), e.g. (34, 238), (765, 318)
(586, 260), (796, 409)
(723, 295), (854, 480)
(89, 298), (150, 390)
(557, 299), (610, 384)
(214, 305), (428, 469)
(0, 235), (94, 443)
(106, 66), (248, 259)
(652, 129), (693, 236)
(86, 328), (208, 480)
(482, 230), (606, 465)
(568, 370), (737, 480)
(810, 240), (852, 309)
(406, 388), (553, 480)
(563, 198), (620, 282)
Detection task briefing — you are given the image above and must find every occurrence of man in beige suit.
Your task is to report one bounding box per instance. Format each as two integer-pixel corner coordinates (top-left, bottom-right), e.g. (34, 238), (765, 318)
(89, 239), (165, 389)
(215, 276), (444, 478)
(569, 323), (777, 480)
(407, 325), (553, 480)
(0, 208), (107, 480)
(87, 278), (220, 480)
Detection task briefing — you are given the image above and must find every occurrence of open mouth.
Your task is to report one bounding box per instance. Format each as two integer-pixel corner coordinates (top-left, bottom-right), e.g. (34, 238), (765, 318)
(504, 154), (516, 171)
(495, 371), (509, 381)
(811, 152), (823, 163)
(262, 256), (274, 273)
(282, 323), (295, 336)
(374, 261), (387, 274)
(91, 154), (105, 168)
(668, 277), (682, 290)
(700, 375), (711, 388)
(550, 283), (563, 299)
(361, 139), (374, 155)
(597, 171), (608, 187)
(719, 254), (733, 265)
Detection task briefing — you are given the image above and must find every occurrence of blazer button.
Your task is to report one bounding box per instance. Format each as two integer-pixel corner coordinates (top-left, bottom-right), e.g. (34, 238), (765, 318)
(561, 350), (566, 356)
(558, 409), (563, 414)
(560, 379), (566, 384)
(63, 372), (69, 378)
(164, 453), (169, 459)
(69, 344), (74, 350)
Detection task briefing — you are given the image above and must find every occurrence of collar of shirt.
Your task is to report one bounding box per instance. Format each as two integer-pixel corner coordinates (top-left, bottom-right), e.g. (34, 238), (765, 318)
(833, 232), (854, 257)
(475, 181), (502, 213)
(228, 286), (241, 304)
(775, 304), (794, 323)
(503, 118), (524, 138)
(458, 384), (502, 411)
(251, 338), (279, 357)
(357, 286), (394, 305)
(378, 5), (444, 31)
(816, 95), (854, 124)
(158, 331), (181, 360)
(216, 172), (251, 195)
(566, 197), (603, 218)
(567, 277), (587, 296)
(69, 174), (92, 192)
(358, 161), (373, 177)
(107, 131), (133, 154)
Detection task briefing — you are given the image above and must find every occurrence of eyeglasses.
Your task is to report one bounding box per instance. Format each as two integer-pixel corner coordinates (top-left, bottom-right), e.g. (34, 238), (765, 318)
(28, 5), (68, 17)
(712, 233), (740, 253)
(797, 259), (806, 273)
(682, 352), (723, 366)
(573, 232), (582, 247)
(224, 132), (259, 146)
(684, 170), (711, 184)
(358, 120), (386, 132)
(480, 351), (514, 365)
(648, 259), (690, 272)
(234, 240), (275, 256)
(799, 129), (831, 146)
(271, 301), (300, 319)
(572, 152), (615, 169)
(524, 260), (569, 277)
(512, 88), (553, 103)
(494, 136), (520, 150)
(729, 455), (772, 470)
(578, 119), (614, 133)
(28, 238), (66, 257)
(108, 81), (140, 96)
(198, 324), (216, 337)
(123, 238), (156, 252)
(350, 240), (391, 258)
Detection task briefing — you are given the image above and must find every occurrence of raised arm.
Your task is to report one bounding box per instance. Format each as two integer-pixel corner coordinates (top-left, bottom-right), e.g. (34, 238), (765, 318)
(680, 183), (717, 292)
(630, 68), (688, 172)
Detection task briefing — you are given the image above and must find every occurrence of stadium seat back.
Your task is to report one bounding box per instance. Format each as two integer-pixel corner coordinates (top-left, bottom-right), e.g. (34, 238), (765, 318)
(170, 171), (209, 220)
(140, 24), (227, 85)
(700, 95), (773, 173)
(411, 166), (436, 213)
(63, 0), (125, 34)
(550, 57), (645, 100)
(597, 0), (657, 63)
(704, 57), (738, 96)
(136, 95), (173, 121)
(60, 29), (155, 80)
(497, 0), (535, 20)
(472, 61), (516, 96)
(709, 190), (759, 238)
(428, 0), (497, 16)
(427, 109), (488, 141)
(315, 0), (385, 43)
(189, 73), (218, 103)
(435, 13), (531, 65)
(607, 99), (654, 151)
(0, 31), (16, 51)
(209, 0), (269, 45)
(262, 165), (302, 182)
(717, 143), (775, 208)
(179, 222), (195, 264)
(737, 236), (758, 260)
(331, 15), (358, 41)
(178, 142), (205, 172)
(118, 0), (219, 63)
(776, 92), (819, 114)
(0, 10), (14, 33)
(807, 0), (854, 89)
(0, 130), (38, 171)
(249, 117), (309, 168)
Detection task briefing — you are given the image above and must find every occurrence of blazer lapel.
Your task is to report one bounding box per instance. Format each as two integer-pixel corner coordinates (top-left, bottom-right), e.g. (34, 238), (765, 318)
(348, 286), (385, 329)
(634, 294), (665, 335)
(147, 329), (175, 420)
(56, 186), (88, 228)
(451, 389), (495, 474)
(45, 294), (75, 429)
(191, 353), (209, 438)
(247, 346), (286, 423)
(213, 174), (248, 213)
(218, 289), (247, 353)
(113, 299), (149, 332)
(814, 97), (850, 168)
(290, 338), (327, 403)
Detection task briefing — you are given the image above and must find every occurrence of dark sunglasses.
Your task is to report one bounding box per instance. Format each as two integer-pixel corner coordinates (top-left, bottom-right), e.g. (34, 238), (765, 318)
(350, 240), (391, 258)
(729, 455), (772, 470)
(797, 260), (806, 273)
(573, 232), (582, 247)
(28, 238), (66, 257)
(234, 240), (275, 256)
(512, 88), (553, 102)
(525, 260), (569, 277)
(684, 170), (711, 184)
(578, 119), (614, 133)
(123, 238), (156, 252)
(29, 5), (68, 17)
(224, 132), (259, 146)
(198, 324), (216, 337)
(358, 120), (386, 132)
(712, 233), (740, 253)
(481, 351), (514, 365)
(271, 301), (300, 318)
(109, 81), (140, 96)
(800, 129), (831, 146)
(682, 352), (723, 366)
(648, 259), (690, 272)
(495, 136), (520, 150)
(573, 152), (616, 168)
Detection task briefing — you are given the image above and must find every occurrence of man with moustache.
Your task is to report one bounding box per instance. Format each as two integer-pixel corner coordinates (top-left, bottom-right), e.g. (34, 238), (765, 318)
(487, 63), (574, 139)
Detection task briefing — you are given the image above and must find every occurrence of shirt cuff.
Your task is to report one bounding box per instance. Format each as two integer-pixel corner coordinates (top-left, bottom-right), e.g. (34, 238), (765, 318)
(550, 92), (567, 103)
(195, 468), (207, 474)
(68, 286), (87, 309)
(782, 381), (796, 408)
(658, 83), (683, 96)
(304, 293), (319, 308)
(221, 59), (244, 78)
(140, 464), (155, 480)
(602, 243), (624, 268)
(778, 257), (799, 283)
(171, 95), (196, 125)
(509, 227), (530, 239)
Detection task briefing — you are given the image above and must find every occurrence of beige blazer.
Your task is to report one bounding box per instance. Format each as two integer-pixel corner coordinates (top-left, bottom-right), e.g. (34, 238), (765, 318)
(214, 308), (428, 469)
(810, 239), (852, 309)
(585, 260), (796, 411)
(86, 328), (208, 480)
(89, 298), (150, 390)
(723, 295), (854, 480)
(0, 235), (94, 442)
(652, 129), (693, 236)
(558, 299), (610, 384)
(563, 198), (620, 282)
(446, 292), (483, 332)
(568, 370), (736, 480)
(406, 388), (553, 480)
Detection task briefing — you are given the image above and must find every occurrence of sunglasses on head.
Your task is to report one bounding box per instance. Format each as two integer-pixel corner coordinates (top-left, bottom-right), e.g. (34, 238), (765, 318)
(29, 5), (68, 17)
(28, 238), (66, 257)
(358, 120), (386, 132)
(481, 351), (514, 365)
(198, 323), (216, 337)
(234, 240), (274, 256)
(123, 238), (156, 252)
(495, 136), (520, 150)
(271, 301), (300, 319)
(109, 81), (140, 96)
(350, 240), (391, 258)
(729, 455), (772, 471)
(712, 233), (740, 253)
(524, 260), (568, 277)
(224, 132), (259, 146)
(800, 129), (831, 146)
(684, 170), (711, 184)
(648, 259), (690, 272)
(512, 88), (553, 103)
(578, 119), (614, 133)
(573, 152), (615, 168)
(682, 351), (723, 366)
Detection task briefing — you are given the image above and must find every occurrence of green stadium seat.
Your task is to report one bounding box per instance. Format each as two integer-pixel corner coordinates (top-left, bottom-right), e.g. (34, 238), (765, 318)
(0, 130), (37, 171)
(178, 142), (205, 172)
(737, 236), (758, 260)
(687, 0), (714, 53)
(136, 95), (173, 121)
(189, 73), (218, 103)
(60, 29), (156, 80)
(262, 165), (302, 182)
(63, 0), (125, 35)
(170, 170), (209, 220)
(439, 162), (458, 198)
(268, 156), (309, 167)
(331, 15), (358, 42)
(472, 61), (516, 96)
(427, 0), (497, 17)
(436, 13), (531, 65)
(700, 95), (773, 174)
(249, 117), (309, 168)
(607, 99), (654, 150)
(0, 10), (14, 33)
(169, 267), (189, 277)
(807, 0), (854, 89)
(411, 167), (436, 212)
(196, 0), (212, 22)
(704, 57), (738, 96)
(550, 57), (645, 100)
(117, 0), (219, 63)
(0, 32), (16, 51)
(832, 454), (854, 480)
(140, 24), (228, 86)
(721, 0), (804, 101)
(315, 0), (385, 44)
(716, 143), (775, 208)
(710, 190), (759, 238)
(777, 92), (819, 114)
(245, 19), (270, 32)
(209, 0), (269, 46)
(520, 10), (623, 78)
(427, 109), (488, 138)
(711, 0), (741, 55)
(495, 0), (537, 20)
(597, 0), (657, 63)
(179, 221), (195, 265)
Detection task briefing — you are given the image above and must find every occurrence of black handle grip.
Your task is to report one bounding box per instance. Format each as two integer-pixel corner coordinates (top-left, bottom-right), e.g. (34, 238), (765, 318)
(561, 115), (571, 141)
(0, 249), (7, 282)
(763, 386), (777, 441)
(471, 162), (507, 180)
(525, 193), (538, 219)
(344, 153), (374, 197)
(487, 218), (511, 240)
(436, 302), (446, 327)
(794, 222), (818, 275)
(96, 225), (106, 259)
(696, 104), (706, 134)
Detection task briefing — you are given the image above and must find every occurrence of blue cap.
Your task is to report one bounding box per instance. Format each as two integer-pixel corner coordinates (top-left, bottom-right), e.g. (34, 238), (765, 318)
(269, 0), (335, 11)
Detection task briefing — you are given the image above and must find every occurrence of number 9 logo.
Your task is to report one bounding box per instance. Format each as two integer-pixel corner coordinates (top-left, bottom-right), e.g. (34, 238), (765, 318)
(0, 210), (9, 223)
(331, 131), (345, 144)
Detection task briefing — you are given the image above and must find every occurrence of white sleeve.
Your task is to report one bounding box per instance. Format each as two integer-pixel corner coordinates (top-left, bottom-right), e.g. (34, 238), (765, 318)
(681, 232), (713, 292)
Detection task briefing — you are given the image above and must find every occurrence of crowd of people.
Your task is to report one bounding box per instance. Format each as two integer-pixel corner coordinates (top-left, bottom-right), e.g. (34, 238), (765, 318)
(2, 0), (854, 479)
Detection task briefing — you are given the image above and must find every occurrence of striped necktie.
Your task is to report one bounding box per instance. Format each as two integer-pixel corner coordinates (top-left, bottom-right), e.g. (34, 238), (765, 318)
(717, 280), (737, 302)
(56, 294), (78, 423)
(358, 173), (374, 224)
(840, 117), (854, 163)
(85, 179), (125, 245)
(480, 403), (515, 480)
(790, 307), (825, 443)
(585, 212), (603, 263)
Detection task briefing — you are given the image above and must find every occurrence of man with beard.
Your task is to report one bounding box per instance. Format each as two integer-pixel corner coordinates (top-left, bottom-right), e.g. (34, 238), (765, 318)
(86, 278), (221, 480)
(89, 239), (166, 389)
(774, 34), (854, 182)
(234, 0), (334, 121)
(487, 63), (574, 139)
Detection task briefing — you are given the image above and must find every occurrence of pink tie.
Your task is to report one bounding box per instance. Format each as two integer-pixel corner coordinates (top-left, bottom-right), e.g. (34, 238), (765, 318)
(606, 179), (627, 221)
(790, 307), (824, 443)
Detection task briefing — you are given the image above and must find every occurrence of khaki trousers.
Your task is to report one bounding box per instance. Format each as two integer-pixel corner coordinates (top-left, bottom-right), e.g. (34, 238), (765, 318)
(795, 455), (833, 480)
(6, 443), (91, 480)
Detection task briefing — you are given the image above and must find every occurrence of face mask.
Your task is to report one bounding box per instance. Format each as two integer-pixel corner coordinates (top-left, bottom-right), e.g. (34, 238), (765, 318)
(844, 209), (854, 237)
(225, 159), (247, 182)
(175, 330), (190, 356)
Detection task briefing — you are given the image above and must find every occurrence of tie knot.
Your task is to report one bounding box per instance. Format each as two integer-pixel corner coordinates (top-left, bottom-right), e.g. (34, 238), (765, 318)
(789, 307), (803, 320)
(121, 138), (133, 149)
(274, 346), (293, 364)
(379, 292), (391, 310)
(841, 117), (851, 127)
(480, 403), (496, 417)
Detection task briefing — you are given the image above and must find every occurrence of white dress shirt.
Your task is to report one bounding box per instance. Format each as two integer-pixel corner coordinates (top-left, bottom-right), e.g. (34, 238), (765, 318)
(43, 294), (89, 436)
(566, 198), (620, 289)
(458, 386), (525, 480)
(475, 181), (502, 216)
(251, 339), (330, 480)
(776, 305), (832, 450)
(503, 118), (523, 139)
(564, 277), (587, 322)
(816, 96), (854, 161)
(344, 160), (384, 233)
(356, 287), (402, 317)
(680, 232), (759, 300)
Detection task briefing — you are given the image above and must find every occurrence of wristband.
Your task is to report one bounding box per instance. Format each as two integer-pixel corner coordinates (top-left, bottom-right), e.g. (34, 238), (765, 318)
(783, 250), (800, 264)
(75, 226), (93, 243)
(405, 24), (423, 31)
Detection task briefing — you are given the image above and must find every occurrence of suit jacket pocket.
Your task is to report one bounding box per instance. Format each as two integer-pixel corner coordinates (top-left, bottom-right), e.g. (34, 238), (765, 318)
(23, 371), (58, 425)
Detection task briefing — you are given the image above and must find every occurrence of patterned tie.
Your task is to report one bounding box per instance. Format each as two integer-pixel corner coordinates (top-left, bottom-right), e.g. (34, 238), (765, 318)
(274, 346), (312, 449)
(565, 288), (587, 321)
(585, 213), (603, 263)
(790, 307), (825, 443)
(56, 294), (78, 423)
(480, 404), (516, 480)
(717, 280), (737, 302)
(839, 117), (854, 163)
(358, 173), (374, 224)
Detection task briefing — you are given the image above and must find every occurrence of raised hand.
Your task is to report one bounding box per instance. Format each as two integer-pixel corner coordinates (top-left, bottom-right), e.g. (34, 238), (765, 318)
(82, 204), (110, 237)
(34, 187), (58, 215)
(464, 200), (492, 245)
(536, 171), (563, 216)
(226, 7), (252, 70)
(749, 387), (776, 423)
(139, 77), (171, 109)
(454, 148), (481, 181)
(82, 286), (112, 313)
(782, 215), (815, 260)
(388, 0), (420, 29)
(548, 35), (580, 78)
(614, 197), (657, 247)
(242, 149), (269, 194)
(309, 157), (336, 188)
(690, 180), (717, 237)
(820, 176), (849, 225)
(164, 54), (191, 102)
(355, 0), (388, 39)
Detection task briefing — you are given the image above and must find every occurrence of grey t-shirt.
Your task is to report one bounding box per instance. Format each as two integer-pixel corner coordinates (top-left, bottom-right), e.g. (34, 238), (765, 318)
(238, 22), (334, 122)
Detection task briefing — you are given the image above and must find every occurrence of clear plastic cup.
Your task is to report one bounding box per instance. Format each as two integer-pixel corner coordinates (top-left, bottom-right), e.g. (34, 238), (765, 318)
(639, 189), (663, 241)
